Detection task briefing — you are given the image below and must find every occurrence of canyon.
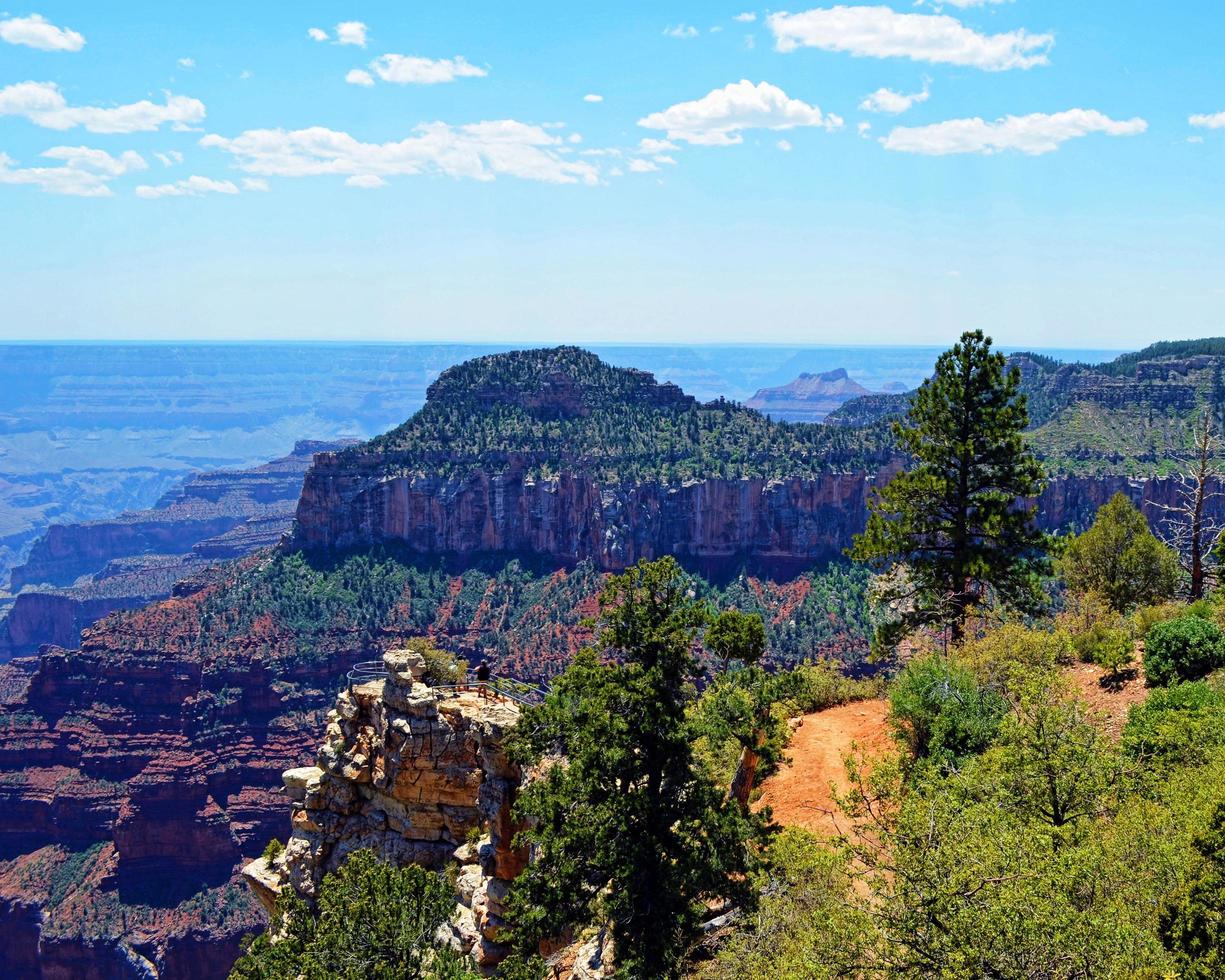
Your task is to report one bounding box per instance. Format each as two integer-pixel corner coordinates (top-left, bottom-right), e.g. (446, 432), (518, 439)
(1, 343), (1222, 978)
(0, 441), (349, 662)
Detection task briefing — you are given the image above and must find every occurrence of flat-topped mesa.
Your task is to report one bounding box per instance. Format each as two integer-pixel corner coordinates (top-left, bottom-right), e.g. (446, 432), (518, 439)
(244, 646), (529, 972)
(289, 347), (899, 566)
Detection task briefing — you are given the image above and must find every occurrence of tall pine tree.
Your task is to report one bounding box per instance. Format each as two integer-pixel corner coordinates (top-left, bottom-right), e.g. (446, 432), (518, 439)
(851, 330), (1047, 646)
(506, 557), (765, 979)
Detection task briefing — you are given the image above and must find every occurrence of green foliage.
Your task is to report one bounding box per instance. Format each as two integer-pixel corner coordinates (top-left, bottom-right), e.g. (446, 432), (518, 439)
(697, 829), (871, 980)
(850, 330), (1048, 645)
(404, 638), (468, 686)
(229, 850), (475, 980)
(981, 670), (1123, 831)
(260, 837), (283, 862)
(705, 609), (766, 667)
(360, 347), (894, 483)
(1122, 681), (1225, 770)
(1073, 622), (1134, 677)
(506, 557), (768, 979)
(1097, 337), (1225, 376)
(785, 661), (883, 714)
(1143, 615), (1225, 687)
(1160, 801), (1225, 978)
(1060, 493), (1181, 612)
(889, 653), (1008, 769)
(1131, 600), (1183, 640)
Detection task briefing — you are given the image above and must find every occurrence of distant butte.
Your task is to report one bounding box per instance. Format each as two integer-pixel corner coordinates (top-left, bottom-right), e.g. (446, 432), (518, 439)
(745, 368), (878, 423)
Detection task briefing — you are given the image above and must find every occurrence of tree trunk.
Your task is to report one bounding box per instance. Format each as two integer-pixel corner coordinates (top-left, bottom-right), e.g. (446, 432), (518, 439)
(1190, 412), (1211, 600)
(728, 729), (767, 809)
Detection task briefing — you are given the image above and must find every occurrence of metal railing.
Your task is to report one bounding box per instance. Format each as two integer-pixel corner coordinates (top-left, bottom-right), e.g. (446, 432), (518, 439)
(432, 676), (552, 708)
(346, 660), (391, 687)
(345, 661), (550, 707)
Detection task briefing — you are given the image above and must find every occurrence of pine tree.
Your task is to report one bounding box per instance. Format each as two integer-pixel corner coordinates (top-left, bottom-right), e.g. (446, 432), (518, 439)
(851, 330), (1048, 645)
(506, 557), (766, 978)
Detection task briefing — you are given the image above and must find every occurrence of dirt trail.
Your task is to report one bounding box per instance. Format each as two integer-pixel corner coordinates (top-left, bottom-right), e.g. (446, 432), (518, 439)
(1062, 659), (1149, 739)
(756, 699), (893, 837)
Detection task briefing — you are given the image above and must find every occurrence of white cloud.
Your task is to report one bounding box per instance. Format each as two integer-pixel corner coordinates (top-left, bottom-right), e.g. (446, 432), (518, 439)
(858, 121), (872, 138)
(242, 177), (269, 191)
(777, 139), (793, 151)
(0, 145), (145, 196)
(638, 79), (841, 146)
(345, 69), (375, 86)
(734, 12), (757, 22)
(654, 154), (677, 165)
(0, 13), (84, 52)
(768, 5), (1053, 72)
(637, 137), (677, 154)
(1190, 112), (1225, 130)
(177, 57), (195, 70)
(920, 0), (1011, 6)
(308, 27), (329, 42)
(882, 109), (1147, 156)
(135, 175), (240, 198)
(664, 24), (699, 39)
(860, 81), (930, 115)
(335, 21), (368, 47)
(0, 81), (206, 133)
(200, 120), (601, 186)
(628, 158), (659, 173)
(368, 54), (487, 84)
(1188, 135), (1205, 144)
(345, 174), (387, 188)
(744, 34), (756, 50)
(154, 150), (184, 167)
(583, 93), (603, 103)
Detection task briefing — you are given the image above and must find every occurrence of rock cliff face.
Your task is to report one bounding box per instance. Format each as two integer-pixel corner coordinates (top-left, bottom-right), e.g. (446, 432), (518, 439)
(248, 648), (526, 971)
(10, 441), (345, 592)
(294, 457), (901, 577)
(0, 441), (351, 661)
(246, 648), (607, 977)
(0, 575), (363, 978)
(293, 456), (1224, 575)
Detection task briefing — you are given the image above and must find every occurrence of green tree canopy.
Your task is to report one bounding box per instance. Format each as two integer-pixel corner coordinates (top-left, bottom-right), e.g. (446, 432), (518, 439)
(506, 557), (768, 979)
(1059, 491), (1181, 612)
(850, 330), (1048, 645)
(229, 849), (475, 980)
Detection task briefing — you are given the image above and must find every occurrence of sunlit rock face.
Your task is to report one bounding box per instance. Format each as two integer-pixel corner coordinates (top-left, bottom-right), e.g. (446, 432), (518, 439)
(246, 648), (529, 973)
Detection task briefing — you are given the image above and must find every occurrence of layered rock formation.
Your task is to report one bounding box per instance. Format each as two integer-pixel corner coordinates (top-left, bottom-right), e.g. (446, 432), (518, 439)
(295, 460), (900, 577)
(0, 572), (364, 978)
(294, 455), (1225, 577)
(0, 441), (351, 661)
(10, 440), (346, 592)
(246, 647), (529, 973)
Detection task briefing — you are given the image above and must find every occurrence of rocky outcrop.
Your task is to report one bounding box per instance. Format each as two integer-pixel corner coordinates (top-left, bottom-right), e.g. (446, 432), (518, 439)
(248, 647), (529, 973)
(294, 458), (902, 577)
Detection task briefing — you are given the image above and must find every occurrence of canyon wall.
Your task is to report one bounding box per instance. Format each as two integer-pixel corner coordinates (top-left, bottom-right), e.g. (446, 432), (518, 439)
(0, 441), (351, 662)
(294, 453), (1222, 573)
(0, 581), (367, 979)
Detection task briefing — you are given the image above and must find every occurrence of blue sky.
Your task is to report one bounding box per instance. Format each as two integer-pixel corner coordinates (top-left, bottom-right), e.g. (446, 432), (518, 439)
(0, 1), (1222, 348)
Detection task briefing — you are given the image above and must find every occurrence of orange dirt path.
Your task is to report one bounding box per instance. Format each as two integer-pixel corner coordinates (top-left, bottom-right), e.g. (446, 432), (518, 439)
(756, 700), (893, 837)
(1062, 659), (1149, 740)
